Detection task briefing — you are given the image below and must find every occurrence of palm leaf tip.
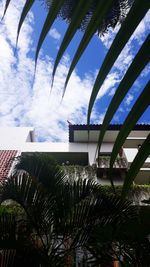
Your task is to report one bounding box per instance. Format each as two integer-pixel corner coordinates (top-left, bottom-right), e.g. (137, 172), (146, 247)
(1, 0), (11, 20)
(16, 0), (35, 48)
(35, 0), (66, 66)
(64, 0), (116, 92)
(52, 0), (94, 81)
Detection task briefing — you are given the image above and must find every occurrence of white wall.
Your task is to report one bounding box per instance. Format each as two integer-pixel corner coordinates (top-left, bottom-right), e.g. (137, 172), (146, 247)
(124, 148), (150, 167)
(0, 127), (149, 168)
(0, 127), (35, 149)
(21, 142), (114, 165)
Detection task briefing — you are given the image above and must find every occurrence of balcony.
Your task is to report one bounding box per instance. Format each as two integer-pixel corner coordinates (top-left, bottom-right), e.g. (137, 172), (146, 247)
(97, 155), (128, 169)
(96, 155), (128, 182)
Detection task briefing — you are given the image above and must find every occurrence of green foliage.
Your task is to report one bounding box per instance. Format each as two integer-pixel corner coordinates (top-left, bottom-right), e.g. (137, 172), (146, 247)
(0, 204), (24, 217)
(1, 153), (147, 266)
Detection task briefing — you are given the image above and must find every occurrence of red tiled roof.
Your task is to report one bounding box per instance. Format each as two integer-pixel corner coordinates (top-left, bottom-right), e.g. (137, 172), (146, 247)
(0, 150), (17, 182)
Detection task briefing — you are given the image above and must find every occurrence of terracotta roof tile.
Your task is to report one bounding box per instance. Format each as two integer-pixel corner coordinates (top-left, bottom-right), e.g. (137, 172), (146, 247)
(0, 150), (17, 182)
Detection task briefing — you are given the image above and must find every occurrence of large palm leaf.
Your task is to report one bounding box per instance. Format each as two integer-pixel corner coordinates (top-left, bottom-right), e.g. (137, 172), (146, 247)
(0, 153), (139, 266)
(46, 0), (132, 33)
(2, 0), (150, 197)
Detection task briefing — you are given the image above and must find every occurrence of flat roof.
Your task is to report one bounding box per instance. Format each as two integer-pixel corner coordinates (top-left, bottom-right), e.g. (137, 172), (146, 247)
(69, 124), (150, 143)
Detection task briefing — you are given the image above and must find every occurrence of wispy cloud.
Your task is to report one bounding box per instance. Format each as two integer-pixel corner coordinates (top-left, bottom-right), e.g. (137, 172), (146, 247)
(0, 0), (95, 142)
(0, 0), (149, 143)
(125, 94), (134, 106)
(49, 27), (61, 41)
(97, 10), (150, 119)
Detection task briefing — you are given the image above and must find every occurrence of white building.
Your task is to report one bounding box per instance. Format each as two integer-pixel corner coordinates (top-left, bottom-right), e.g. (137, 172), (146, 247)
(0, 125), (150, 185)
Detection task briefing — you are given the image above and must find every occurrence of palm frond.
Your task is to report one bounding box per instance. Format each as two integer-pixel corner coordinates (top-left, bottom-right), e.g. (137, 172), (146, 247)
(16, 0), (35, 46)
(96, 35), (150, 154)
(35, 0), (66, 68)
(63, 0), (114, 95)
(87, 0), (149, 123)
(109, 80), (150, 171)
(52, 0), (93, 85)
(46, 0), (133, 34)
(59, 185), (137, 247)
(14, 153), (65, 192)
(2, 0), (11, 19)
(122, 133), (150, 197)
(1, 172), (54, 238)
(0, 153), (142, 265)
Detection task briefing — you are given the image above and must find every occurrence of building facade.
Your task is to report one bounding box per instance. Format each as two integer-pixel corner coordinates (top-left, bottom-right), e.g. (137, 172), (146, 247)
(0, 125), (150, 185)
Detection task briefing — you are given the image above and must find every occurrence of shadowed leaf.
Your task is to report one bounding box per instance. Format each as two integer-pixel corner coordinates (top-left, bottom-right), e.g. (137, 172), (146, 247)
(109, 80), (150, 171)
(97, 34), (150, 155)
(16, 0), (35, 46)
(122, 133), (150, 197)
(2, 0), (11, 19)
(52, 0), (93, 86)
(87, 0), (149, 123)
(63, 0), (114, 96)
(35, 0), (66, 68)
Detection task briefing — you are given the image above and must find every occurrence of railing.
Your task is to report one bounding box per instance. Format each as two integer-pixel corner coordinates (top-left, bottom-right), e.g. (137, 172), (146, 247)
(97, 156), (128, 169)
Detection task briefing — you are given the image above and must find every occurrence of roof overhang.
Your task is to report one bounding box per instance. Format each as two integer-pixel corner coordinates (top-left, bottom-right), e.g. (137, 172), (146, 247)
(69, 124), (150, 143)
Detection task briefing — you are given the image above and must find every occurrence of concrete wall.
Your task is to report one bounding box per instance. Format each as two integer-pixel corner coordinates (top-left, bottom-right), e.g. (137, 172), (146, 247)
(124, 148), (150, 167)
(0, 127), (35, 150)
(0, 127), (149, 184)
(20, 142), (114, 165)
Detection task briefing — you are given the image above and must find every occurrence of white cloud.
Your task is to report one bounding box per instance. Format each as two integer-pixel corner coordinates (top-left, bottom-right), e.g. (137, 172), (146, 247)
(100, 24), (120, 49)
(97, 72), (120, 98)
(100, 10), (150, 49)
(0, 0), (149, 143)
(49, 28), (61, 41)
(90, 111), (105, 124)
(130, 11), (150, 44)
(100, 10), (150, 77)
(125, 94), (134, 106)
(108, 87), (116, 97)
(0, 0), (95, 142)
(96, 10), (150, 116)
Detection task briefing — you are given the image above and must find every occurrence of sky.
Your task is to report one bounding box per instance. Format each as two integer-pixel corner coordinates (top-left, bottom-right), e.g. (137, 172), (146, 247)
(0, 0), (149, 142)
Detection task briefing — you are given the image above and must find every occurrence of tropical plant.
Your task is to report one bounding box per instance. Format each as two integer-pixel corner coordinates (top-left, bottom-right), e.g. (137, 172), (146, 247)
(1, 153), (146, 267)
(2, 0), (150, 197)
(45, 0), (133, 34)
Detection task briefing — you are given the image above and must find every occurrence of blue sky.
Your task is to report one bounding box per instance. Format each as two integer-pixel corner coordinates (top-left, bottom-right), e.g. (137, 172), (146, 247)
(0, 0), (149, 142)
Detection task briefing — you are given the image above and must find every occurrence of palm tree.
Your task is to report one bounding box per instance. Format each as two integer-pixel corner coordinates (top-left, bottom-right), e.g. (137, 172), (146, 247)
(2, 0), (150, 196)
(45, 0), (133, 34)
(0, 153), (141, 266)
